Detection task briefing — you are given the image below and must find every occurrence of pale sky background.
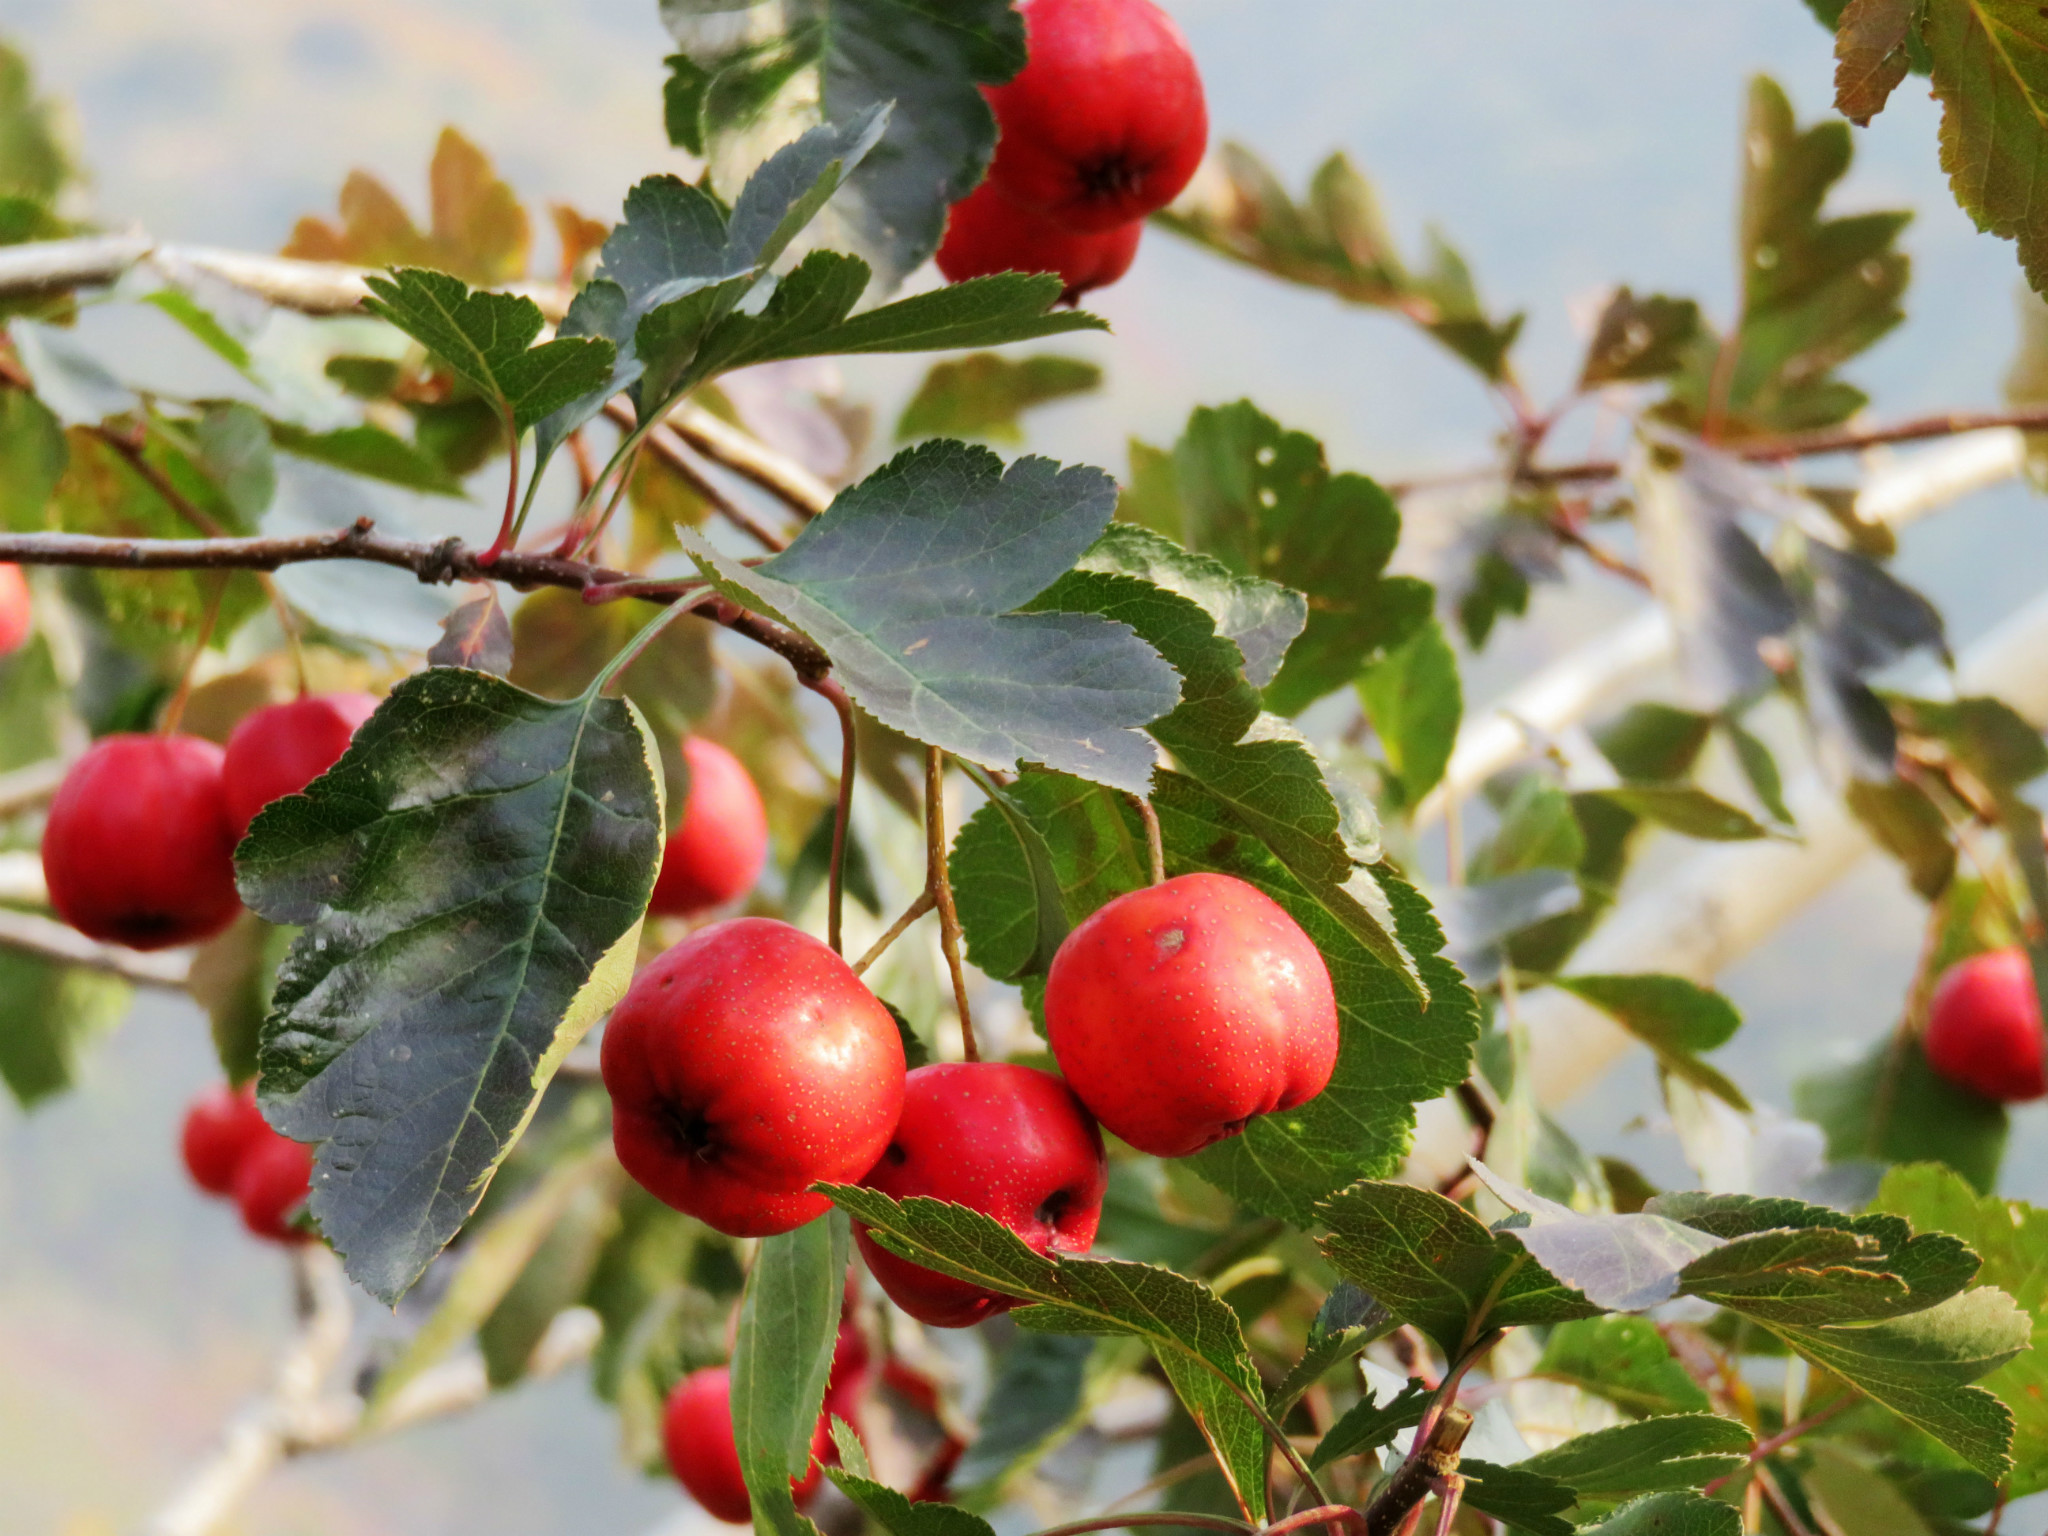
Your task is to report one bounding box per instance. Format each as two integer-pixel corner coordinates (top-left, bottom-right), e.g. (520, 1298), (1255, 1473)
(3, 3), (2045, 1532)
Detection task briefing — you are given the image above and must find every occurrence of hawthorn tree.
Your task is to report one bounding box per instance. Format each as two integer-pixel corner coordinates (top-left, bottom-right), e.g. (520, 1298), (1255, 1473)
(5, 5), (2048, 1536)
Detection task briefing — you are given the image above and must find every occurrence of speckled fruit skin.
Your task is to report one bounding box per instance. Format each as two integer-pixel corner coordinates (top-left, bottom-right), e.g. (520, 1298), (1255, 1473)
(233, 1133), (315, 1244)
(603, 918), (907, 1237)
(649, 736), (770, 918)
(983, 0), (1207, 233)
(180, 1082), (271, 1196)
(663, 1366), (826, 1524)
(222, 692), (380, 839)
(42, 734), (242, 950)
(1044, 873), (1338, 1158)
(856, 1063), (1106, 1327)
(936, 178), (1141, 304)
(0, 563), (31, 657)
(1925, 948), (2048, 1102)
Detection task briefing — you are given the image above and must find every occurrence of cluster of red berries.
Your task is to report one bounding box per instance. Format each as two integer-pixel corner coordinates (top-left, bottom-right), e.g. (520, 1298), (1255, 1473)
(1924, 948), (2048, 1103)
(179, 1081), (315, 1242)
(936, 0), (1207, 304)
(40, 692), (379, 951)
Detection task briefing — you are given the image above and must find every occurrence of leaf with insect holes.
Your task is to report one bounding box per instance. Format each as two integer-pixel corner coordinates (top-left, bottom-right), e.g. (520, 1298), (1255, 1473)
(235, 669), (664, 1303)
(679, 440), (1180, 794)
(363, 270), (615, 433)
(660, 0), (1027, 291)
(826, 1188), (1273, 1521)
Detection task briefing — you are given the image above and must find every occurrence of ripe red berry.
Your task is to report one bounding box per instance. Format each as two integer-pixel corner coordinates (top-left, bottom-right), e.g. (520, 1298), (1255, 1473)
(856, 1063), (1106, 1327)
(1044, 873), (1339, 1158)
(42, 733), (242, 950)
(1925, 947), (2047, 1102)
(222, 692), (380, 839)
(233, 1132), (316, 1244)
(936, 179), (1141, 305)
(663, 1366), (826, 1524)
(180, 1082), (271, 1196)
(0, 562), (32, 657)
(603, 918), (907, 1237)
(982, 0), (1208, 233)
(649, 736), (770, 918)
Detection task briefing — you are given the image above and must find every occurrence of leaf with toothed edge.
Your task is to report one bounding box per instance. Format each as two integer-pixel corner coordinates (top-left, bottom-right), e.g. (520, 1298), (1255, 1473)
(235, 668), (664, 1304)
(732, 1212), (849, 1536)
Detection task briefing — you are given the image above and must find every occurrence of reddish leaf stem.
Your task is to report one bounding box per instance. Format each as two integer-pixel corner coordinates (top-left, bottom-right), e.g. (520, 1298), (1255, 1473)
(805, 673), (858, 955)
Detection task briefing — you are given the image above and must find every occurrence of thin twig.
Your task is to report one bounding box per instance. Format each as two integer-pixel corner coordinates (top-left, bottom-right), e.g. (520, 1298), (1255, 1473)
(1699, 1394), (1856, 1497)
(1752, 1463), (1816, 1536)
(605, 399), (791, 553)
(925, 746), (978, 1062)
(1130, 792), (1166, 885)
(852, 890), (937, 977)
(668, 401), (833, 519)
(0, 905), (192, 986)
(805, 673), (858, 954)
(0, 758), (65, 818)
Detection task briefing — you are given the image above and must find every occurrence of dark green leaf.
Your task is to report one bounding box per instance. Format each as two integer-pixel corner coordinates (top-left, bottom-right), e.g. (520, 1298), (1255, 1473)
(898, 353), (1102, 444)
(829, 1468), (997, 1536)
(0, 947), (128, 1109)
(1596, 704), (1715, 784)
(955, 1331), (1095, 1488)
(1552, 976), (1749, 1112)
(661, 0), (1026, 290)
(1796, 1032), (2007, 1192)
(764, 271), (1107, 358)
(270, 420), (464, 496)
(1573, 1493), (1741, 1536)
(1535, 1316), (1711, 1419)
(680, 440), (1180, 794)
(1723, 717), (1793, 825)
(787, 801), (881, 920)
(1579, 290), (1703, 388)
(1460, 1461), (1579, 1536)
(1845, 776), (1958, 899)
(1268, 1282), (1393, 1418)
(362, 269), (617, 432)
(1471, 777), (1586, 883)
(1307, 1376), (1428, 1468)
(733, 1212), (850, 1536)
(0, 386), (66, 531)
(1520, 1414), (1751, 1498)
(1926, 2), (2048, 298)
(237, 669), (664, 1302)
(1587, 786), (1772, 842)
(1317, 1180), (1600, 1355)
(825, 1188), (1271, 1521)
(949, 764), (1072, 980)
(1357, 618), (1462, 806)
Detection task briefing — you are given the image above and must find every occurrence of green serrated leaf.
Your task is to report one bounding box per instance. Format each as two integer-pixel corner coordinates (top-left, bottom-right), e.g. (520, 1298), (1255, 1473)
(270, 420), (464, 496)
(733, 1212), (849, 1536)
(1926, 2), (2048, 298)
(1267, 1282), (1393, 1418)
(1552, 975), (1749, 1111)
(825, 1188), (1271, 1521)
(1521, 1414), (1751, 1499)
(1307, 1376), (1428, 1468)
(829, 1469), (997, 1536)
(1574, 1493), (1741, 1536)
(363, 268), (616, 433)
(237, 670), (664, 1303)
(1461, 1460), (1579, 1536)
(1357, 618), (1462, 807)
(1536, 1316), (1711, 1419)
(948, 761), (1071, 980)
(679, 440), (1180, 794)
(1317, 1180), (1600, 1356)
(898, 353), (1102, 444)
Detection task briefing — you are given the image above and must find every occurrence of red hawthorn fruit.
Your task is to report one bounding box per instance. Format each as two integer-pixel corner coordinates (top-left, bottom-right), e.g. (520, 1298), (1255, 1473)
(935, 178), (1141, 304)
(1925, 947), (2048, 1102)
(222, 692), (380, 839)
(663, 1366), (827, 1524)
(1044, 873), (1338, 1157)
(856, 1062), (1106, 1327)
(180, 1082), (271, 1196)
(983, 0), (1208, 233)
(603, 918), (907, 1237)
(0, 562), (32, 657)
(233, 1133), (316, 1244)
(42, 733), (242, 950)
(648, 736), (770, 918)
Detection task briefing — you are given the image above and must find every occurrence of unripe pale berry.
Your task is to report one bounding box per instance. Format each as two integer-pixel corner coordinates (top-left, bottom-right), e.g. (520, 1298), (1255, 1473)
(603, 918), (906, 1236)
(856, 1062), (1105, 1327)
(42, 734), (241, 949)
(648, 736), (770, 918)
(1045, 873), (1339, 1157)
(222, 692), (380, 839)
(983, 0), (1208, 233)
(1925, 947), (2047, 1102)
(180, 1082), (271, 1196)
(936, 179), (1141, 304)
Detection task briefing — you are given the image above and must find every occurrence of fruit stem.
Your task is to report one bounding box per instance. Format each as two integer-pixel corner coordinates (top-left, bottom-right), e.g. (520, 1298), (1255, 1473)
(259, 574), (309, 697)
(1129, 792), (1165, 885)
(925, 746), (978, 1062)
(480, 412), (523, 565)
(159, 574), (231, 736)
(853, 889), (936, 977)
(804, 673), (859, 954)
(567, 444), (639, 564)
